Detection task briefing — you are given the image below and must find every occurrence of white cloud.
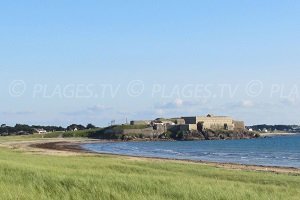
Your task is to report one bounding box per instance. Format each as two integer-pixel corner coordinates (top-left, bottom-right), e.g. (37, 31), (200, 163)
(86, 105), (112, 113)
(1, 111), (35, 115)
(155, 109), (165, 115)
(62, 104), (112, 116)
(241, 100), (254, 108)
(279, 97), (299, 106)
(174, 98), (183, 106)
(155, 98), (203, 110)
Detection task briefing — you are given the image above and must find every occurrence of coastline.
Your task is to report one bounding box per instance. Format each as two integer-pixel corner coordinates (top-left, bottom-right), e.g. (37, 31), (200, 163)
(1, 138), (299, 200)
(24, 139), (300, 175)
(259, 132), (299, 137)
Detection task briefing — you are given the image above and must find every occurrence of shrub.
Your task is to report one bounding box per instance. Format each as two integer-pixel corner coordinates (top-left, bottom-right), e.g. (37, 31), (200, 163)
(43, 132), (63, 138)
(176, 131), (184, 139)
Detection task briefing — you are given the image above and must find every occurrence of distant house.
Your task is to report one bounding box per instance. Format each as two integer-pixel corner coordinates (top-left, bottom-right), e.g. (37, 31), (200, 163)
(67, 124), (85, 131)
(34, 128), (47, 134)
(262, 128), (268, 133)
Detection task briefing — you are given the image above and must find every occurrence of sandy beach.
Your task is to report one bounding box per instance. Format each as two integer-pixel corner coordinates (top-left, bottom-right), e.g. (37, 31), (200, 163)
(1, 138), (299, 175)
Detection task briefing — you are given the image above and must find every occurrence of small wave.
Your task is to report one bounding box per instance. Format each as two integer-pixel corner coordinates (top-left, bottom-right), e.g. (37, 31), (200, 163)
(82, 135), (300, 168)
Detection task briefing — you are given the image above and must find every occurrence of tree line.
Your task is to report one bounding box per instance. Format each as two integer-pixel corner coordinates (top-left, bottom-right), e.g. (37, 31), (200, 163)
(0, 123), (97, 136)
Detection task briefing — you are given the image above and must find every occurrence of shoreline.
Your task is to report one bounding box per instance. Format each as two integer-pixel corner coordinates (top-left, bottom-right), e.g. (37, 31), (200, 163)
(27, 139), (300, 175)
(259, 132), (299, 137)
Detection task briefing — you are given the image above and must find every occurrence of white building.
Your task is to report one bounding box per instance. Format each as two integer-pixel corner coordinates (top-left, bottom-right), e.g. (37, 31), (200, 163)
(34, 129), (47, 134)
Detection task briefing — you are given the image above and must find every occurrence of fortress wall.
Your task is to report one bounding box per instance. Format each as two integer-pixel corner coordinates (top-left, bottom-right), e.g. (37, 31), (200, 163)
(130, 120), (151, 125)
(233, 121), (245, 131)
(122, 127), (164, 137)
(197, 117), (234, 130)
(178, 124), (197, 131)
(181, 117), (197, 124)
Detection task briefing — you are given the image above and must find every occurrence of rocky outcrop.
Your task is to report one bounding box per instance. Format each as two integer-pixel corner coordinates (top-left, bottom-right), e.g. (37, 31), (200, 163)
(172, 130), (259, 141)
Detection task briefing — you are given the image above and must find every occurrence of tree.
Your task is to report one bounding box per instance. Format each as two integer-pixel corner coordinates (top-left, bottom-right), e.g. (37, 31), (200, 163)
(86, 124), (96, 129)
(67, 124), (86, 131)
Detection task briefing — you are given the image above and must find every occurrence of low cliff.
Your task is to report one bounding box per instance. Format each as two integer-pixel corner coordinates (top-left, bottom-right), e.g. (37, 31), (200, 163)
(88, 125), (259, 141)
(170, 129), (259, 141)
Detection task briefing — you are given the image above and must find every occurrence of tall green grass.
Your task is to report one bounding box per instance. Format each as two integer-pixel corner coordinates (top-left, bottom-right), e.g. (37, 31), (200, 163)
(0, 146), (299, 200)
(0, 129), (102, 141)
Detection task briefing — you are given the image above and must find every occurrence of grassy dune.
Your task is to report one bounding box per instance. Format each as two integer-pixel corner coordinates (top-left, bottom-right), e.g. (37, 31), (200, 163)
(0, 138), (299, 199)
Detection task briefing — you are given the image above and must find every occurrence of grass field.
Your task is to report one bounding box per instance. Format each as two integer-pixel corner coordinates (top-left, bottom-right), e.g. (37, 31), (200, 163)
(0, 138), (299, 199)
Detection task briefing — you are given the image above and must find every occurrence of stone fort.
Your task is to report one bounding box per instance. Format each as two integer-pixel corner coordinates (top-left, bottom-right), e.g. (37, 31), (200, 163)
(180, 115), (244, 131)
(130, 114), (245, 133)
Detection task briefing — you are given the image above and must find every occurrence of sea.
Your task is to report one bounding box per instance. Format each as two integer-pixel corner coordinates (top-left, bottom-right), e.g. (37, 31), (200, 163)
(82, 134), (300, 168)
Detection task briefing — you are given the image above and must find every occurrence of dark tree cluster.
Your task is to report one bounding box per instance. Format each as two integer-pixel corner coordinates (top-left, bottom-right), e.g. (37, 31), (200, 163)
(0, 123), (98, 136)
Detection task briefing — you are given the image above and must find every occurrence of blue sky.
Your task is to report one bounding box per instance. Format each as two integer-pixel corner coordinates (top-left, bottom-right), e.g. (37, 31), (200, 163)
(1, 0), (300, 126)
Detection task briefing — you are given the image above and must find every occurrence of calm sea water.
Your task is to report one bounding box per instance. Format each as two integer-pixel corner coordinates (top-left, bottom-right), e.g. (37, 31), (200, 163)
(82, 134), (300, 168)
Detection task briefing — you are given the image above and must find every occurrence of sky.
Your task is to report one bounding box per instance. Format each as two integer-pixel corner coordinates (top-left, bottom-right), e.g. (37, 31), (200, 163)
(0, 0), (300, 127)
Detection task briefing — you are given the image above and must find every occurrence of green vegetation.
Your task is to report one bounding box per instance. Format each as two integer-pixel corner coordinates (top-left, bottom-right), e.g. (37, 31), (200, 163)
(0, 125), (149, 141)
(0, 124), (98, 136)
(0, 126), (259, 142)
(88, 125), (151, 140)
(156, 118), (177, 123)
(33, 125), (150, 140)
(59, 129), (103, 138)
(0, 141), (299, 200)
(0, 129), (104, 142)
(110, 124), (150, 130)
(0, 124), (65, 135)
